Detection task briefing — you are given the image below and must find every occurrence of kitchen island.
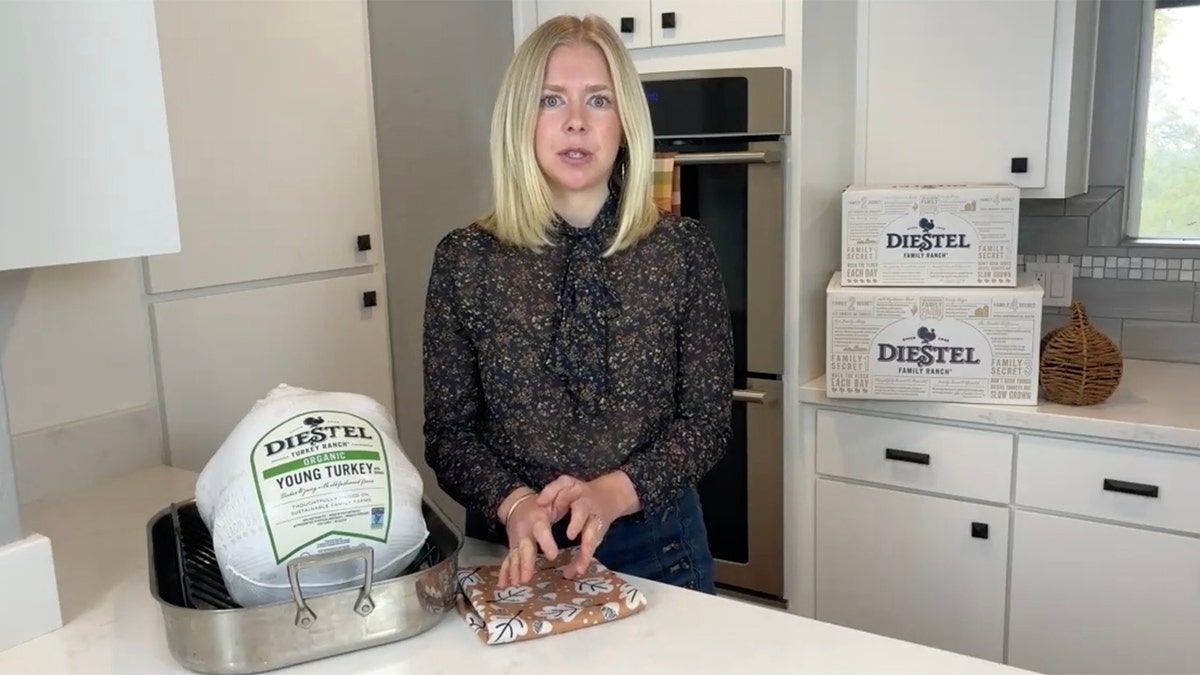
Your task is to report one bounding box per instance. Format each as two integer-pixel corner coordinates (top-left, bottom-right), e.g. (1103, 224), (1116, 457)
(0, 465), (1039, 674)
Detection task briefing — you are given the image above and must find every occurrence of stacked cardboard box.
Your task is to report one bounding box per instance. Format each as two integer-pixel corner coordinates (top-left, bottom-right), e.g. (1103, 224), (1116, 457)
(826, 183), (1044, 405)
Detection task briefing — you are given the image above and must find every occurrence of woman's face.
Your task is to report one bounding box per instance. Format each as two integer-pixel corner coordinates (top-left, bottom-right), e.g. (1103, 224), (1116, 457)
(534, 42), (623, 203)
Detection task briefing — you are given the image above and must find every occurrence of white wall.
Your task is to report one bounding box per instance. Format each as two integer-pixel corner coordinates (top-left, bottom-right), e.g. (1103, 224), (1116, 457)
(0, 0), (178, 526)
(1, 259), (163, 506)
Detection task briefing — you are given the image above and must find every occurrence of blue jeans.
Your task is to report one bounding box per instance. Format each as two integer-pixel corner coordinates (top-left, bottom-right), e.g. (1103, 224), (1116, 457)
(464, 486), (716, 594)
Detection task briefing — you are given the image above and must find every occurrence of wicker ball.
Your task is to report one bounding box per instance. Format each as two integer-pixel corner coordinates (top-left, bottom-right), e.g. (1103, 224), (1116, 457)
(1039, 301), (1123, 406)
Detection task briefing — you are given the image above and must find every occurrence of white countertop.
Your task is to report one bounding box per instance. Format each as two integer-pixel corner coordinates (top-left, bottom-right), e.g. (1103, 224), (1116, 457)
(801, 358), (1200, 450)
(0, 465), (1038, 674)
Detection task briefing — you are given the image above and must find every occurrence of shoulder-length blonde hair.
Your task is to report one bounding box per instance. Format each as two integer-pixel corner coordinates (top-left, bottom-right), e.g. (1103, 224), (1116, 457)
(478, 14), (659, 257)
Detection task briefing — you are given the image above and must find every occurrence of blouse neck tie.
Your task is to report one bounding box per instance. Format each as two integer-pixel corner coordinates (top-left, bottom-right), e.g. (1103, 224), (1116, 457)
(545, 189), (622, 418)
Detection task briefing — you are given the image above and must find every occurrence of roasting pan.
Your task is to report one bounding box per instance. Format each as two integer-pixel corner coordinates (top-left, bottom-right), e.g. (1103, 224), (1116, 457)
(146, 498), (462, 674)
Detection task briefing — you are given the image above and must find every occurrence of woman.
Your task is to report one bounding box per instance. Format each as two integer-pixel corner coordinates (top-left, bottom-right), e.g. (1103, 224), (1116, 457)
(421, 14), (733, 594)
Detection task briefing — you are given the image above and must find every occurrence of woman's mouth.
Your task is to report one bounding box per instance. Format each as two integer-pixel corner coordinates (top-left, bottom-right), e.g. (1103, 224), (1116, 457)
(559, 149), (593, 164)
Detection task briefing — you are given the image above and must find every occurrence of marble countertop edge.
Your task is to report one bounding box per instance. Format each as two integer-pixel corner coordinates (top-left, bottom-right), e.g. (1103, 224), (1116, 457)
(799, 358), (1200, 451)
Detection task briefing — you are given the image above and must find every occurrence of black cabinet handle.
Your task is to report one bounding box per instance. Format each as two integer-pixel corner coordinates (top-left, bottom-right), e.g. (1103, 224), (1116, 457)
(357, 234), (372, 252)
(661, 11), (676, 29)
(885, 448), (930, 465)
(1103, 478), (1159, 498)
(1011, 157), (1028, 174)
(971, 522), (989, 539)
(620, 16), (634, 33)
(362, 290), (377, 308)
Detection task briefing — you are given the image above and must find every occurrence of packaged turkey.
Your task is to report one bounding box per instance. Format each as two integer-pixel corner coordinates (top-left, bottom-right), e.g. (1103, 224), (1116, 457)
(194, 384), (429, 607)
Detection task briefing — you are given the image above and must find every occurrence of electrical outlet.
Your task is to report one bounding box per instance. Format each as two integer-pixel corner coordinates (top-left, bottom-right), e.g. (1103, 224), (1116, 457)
(1025, 262), (1073, 307)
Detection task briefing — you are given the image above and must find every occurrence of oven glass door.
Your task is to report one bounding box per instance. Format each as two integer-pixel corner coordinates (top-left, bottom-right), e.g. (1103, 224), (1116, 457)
(662, 137), (785, 595)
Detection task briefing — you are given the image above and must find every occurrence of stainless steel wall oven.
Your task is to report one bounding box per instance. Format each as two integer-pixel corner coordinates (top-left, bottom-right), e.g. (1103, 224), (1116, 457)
(640, 67), (789, 602)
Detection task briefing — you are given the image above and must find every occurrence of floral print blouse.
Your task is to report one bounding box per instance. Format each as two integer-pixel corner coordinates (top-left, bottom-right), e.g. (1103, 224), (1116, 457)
(421, 188), (734, 523)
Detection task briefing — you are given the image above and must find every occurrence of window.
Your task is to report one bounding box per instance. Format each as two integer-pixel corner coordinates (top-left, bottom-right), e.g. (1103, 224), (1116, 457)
(1128, 0), (1200, 241)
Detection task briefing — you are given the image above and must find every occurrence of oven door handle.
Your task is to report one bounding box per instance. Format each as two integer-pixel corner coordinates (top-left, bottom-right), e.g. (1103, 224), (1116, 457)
(732, 388), (775, 405)
(674, 150), (781, 166)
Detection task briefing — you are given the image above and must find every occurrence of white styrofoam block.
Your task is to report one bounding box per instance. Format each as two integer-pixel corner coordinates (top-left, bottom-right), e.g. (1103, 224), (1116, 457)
(825, 271), (1044, 405)
(0, 533), (63, 652)
(841, 183), (1020, 287)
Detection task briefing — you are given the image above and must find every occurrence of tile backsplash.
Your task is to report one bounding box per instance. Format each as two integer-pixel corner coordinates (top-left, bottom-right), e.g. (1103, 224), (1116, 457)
(1018, 186), (1200, 364)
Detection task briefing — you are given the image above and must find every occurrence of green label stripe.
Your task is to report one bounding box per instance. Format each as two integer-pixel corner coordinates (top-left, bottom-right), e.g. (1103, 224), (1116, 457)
(262, 450), (380, 480)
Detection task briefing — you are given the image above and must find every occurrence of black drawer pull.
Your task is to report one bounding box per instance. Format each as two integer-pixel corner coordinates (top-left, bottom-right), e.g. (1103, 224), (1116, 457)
(1103, 478), (1159, 498)
(885, 448), (930, 465)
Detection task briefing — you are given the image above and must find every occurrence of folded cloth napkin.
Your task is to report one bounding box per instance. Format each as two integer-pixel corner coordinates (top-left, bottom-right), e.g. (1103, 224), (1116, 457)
(456, 549), (649, 645)
(652, 152), (681, 215)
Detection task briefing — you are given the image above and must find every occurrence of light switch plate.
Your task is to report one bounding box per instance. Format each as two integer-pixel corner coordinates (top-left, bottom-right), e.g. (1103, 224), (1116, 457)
(1026, 262), (1073, 307)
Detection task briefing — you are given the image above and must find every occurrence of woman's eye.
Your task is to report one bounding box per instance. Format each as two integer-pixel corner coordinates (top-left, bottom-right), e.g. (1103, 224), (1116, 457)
(539, 93), (612, 109)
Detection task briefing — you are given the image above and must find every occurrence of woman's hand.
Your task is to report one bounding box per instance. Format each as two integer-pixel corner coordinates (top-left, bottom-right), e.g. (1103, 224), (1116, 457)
(536, 471), (639, 578)
(496, 488), (560, 588)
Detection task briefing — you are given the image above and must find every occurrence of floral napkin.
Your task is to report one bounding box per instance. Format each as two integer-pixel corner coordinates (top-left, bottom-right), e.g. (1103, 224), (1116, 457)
(455, 549), (649, 645)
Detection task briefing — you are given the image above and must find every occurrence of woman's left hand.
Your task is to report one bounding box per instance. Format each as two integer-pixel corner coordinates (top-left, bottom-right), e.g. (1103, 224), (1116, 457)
(536, 472), (639, 578)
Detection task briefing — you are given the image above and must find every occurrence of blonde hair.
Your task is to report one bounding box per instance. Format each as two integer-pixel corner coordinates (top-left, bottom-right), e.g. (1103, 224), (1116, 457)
(478, 14), (660, 256)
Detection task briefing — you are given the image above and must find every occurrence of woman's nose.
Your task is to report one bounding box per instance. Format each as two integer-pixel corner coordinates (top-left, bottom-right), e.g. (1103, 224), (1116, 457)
(563, 103), (587, 133)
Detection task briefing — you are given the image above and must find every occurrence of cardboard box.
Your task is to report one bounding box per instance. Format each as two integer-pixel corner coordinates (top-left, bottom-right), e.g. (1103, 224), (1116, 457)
(825, 271), (1044, 405)
(841, 183), (1020, 287)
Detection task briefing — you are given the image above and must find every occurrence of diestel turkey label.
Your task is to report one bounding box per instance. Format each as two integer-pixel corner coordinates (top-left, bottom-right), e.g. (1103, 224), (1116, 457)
(250, 410), (393, 564)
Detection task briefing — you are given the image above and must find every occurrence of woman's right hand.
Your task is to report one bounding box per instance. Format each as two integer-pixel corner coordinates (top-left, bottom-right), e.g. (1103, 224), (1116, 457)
(496, 489), (560, 587)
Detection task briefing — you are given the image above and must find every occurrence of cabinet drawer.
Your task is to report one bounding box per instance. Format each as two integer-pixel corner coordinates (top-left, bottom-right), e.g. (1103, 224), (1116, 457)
(1016, 435), (1200, 535)
(815, 410), (1014, 503)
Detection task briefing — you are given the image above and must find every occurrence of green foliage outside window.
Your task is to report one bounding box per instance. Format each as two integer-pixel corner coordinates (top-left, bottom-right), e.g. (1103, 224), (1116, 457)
(1138, 6), (1200, 238)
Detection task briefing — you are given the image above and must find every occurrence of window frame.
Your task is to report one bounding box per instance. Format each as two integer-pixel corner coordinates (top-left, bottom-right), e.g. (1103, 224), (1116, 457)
(1125, 0), (1200, 245)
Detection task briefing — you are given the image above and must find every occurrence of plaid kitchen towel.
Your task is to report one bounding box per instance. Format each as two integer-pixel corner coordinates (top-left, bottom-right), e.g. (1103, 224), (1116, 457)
(455, 548), (649, 645)
(652, 152), (681, 215)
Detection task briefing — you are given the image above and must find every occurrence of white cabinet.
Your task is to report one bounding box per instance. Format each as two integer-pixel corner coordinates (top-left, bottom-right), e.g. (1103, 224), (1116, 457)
(151, 272), (394, 473)
(1, 0), (181, 271)
(1008, 433), (1200, 674)
(533, 0), (783, 49)
(855, 0), (1099, 198)
(536, 0), (652, 49)
(1008, 511), (1200, 674)
(815, 479), (1009, 662)
(146, 0), (382, 293)
(800, 404), (1200, 673)
(143, 0), (394, 476)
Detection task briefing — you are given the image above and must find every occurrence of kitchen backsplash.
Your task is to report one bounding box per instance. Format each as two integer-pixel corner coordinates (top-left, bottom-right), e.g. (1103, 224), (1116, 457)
(1018, 186), (1200, 364)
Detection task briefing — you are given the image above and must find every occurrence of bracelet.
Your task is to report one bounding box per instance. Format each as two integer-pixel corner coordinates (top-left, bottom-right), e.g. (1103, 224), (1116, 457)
(502, 492), (535, 526)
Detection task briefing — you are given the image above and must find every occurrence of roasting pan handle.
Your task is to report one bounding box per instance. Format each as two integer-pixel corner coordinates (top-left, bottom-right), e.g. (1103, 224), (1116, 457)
(287, 545), (376, 629)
